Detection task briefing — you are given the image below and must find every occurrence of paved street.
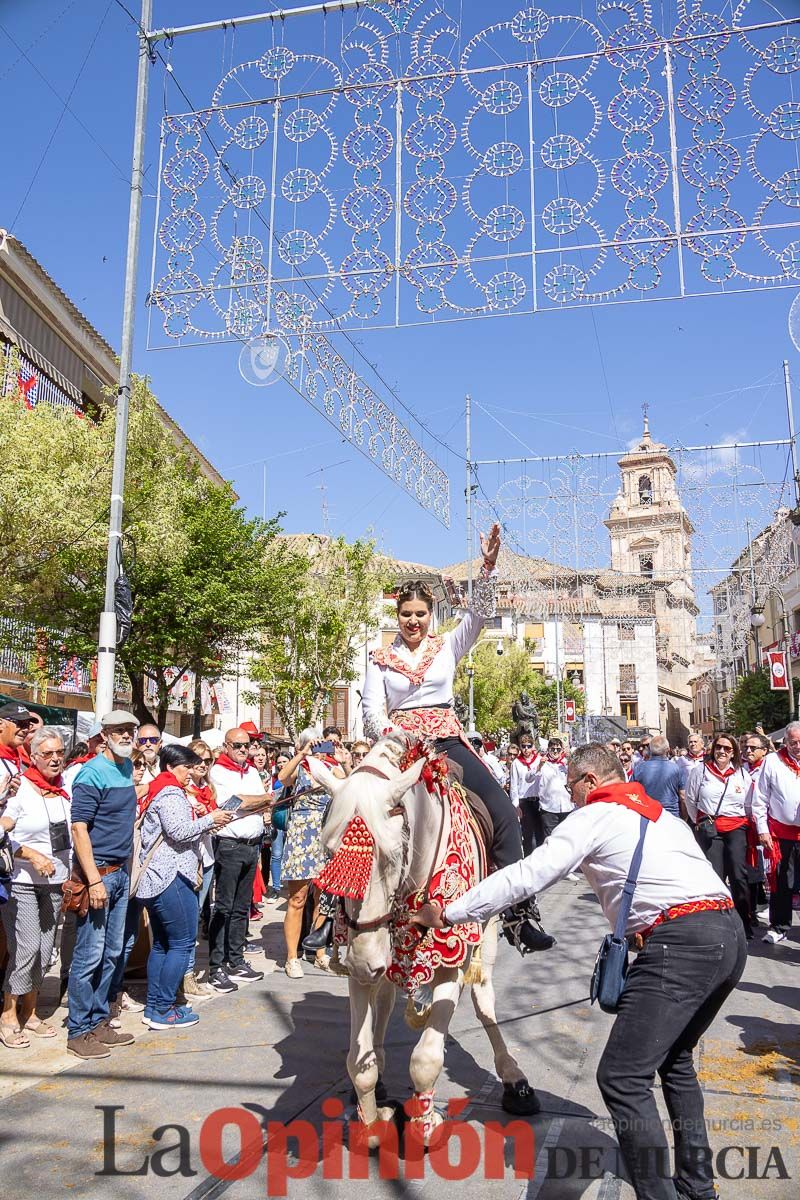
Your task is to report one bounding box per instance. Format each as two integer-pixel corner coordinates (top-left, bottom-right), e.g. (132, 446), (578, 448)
(1, 879), (797, 1200)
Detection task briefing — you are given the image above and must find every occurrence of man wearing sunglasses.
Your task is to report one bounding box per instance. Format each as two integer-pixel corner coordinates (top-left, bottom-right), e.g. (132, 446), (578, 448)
(0, 703), (33, 807)
(136, 724), (163, 785)
(207, 727), (275, 992)
(414, 743), (744, 1200)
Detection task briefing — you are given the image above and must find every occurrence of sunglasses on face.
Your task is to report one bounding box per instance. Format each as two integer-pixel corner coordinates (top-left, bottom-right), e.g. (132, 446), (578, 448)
(36, 752), (64, 761)
(743, 745), (761, 752)
(138, 736), (160, 746)
(228, 741), (249, 750)
(716, 744), (734, 752)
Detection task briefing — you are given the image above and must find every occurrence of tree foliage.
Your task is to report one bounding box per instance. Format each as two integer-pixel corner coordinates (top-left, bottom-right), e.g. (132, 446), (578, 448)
(454, 639), (585, 739)
(246, 537), (390, 740)
(726, 668), (798, 735)
(0, 365), (298, 723)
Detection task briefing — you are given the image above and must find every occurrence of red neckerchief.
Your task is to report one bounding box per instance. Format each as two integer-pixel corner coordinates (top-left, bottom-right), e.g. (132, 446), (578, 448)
(688, 753), (704, 761)
(0, 743), (20, 766)
(517, 753), (538, 768)
(370, 635), (445, 686)
(22, 765), (69, 802)
(705, 761), (735, 782)
(68, 753), (94, 766)
(623, 765), (634, 782)
(139, 769), (183, 817)
(586, 780), (663, 821)
(188, 782), (217, 817)
(777, 748), (800, 778)
(215, 752), (248, 777)
(546, 753), (566, 767)
(747, 759), (765, 776)
(18, 745), (31, 767)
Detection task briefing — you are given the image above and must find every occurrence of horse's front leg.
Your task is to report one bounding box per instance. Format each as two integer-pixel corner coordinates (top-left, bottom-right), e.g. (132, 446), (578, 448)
(347, 976), (379, 1124)
(469, 918), (540, 1115)
(373, 975), (395, 1085)
(408, 968), (461, 1145)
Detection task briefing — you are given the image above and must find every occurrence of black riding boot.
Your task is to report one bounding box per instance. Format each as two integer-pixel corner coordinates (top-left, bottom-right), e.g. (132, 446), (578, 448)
(501, 896), (557, 954)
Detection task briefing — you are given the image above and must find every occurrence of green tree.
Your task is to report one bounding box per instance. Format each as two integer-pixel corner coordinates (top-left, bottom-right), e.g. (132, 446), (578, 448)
(246, 537), (390, 740)
(454, 639), (585, 739)
(0, 367), (299, 723)
(726, 668), (798, 735)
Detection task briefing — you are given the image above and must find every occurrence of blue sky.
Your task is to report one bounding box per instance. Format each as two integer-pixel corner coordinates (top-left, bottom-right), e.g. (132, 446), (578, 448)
(3, 0), (799, 574)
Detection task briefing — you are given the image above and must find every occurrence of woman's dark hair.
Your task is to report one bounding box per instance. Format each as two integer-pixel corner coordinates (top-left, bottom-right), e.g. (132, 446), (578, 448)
(708, 732), (741, 770)
(396, 579), (435, 612)
(66, 741), (89, 766)
(159, 743), (203, 773)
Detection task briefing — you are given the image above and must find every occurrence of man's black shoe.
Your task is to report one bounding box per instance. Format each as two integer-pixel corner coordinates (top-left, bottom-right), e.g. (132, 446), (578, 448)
(208, 970), (238, 993)
(302, 918), (334, 953)
(227, 963), (265, 982)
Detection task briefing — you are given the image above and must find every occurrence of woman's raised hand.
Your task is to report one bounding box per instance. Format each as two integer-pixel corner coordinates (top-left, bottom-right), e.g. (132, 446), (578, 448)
(480, 521), (501, 568)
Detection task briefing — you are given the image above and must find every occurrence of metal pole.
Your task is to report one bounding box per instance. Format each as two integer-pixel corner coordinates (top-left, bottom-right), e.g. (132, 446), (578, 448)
(784, 359), (800, 509)
(95, 0), (152, 718)
(466, 393), (475, 734)
(773, 587), (796, 720)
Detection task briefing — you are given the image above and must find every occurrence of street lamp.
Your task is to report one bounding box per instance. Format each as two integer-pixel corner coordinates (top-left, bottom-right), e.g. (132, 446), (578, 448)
(751, 594), (796, 719)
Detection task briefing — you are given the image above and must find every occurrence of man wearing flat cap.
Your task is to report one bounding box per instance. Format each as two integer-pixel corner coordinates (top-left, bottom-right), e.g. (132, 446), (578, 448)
(67, 711), (140, 1059)
(0, 702), (35, 810)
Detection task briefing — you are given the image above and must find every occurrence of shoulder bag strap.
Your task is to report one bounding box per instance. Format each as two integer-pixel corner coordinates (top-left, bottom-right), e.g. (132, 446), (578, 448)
(612, 815), (649, 941)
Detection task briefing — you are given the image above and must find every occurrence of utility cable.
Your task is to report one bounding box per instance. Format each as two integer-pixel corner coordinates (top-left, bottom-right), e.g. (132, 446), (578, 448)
(9, 3), (113, 232)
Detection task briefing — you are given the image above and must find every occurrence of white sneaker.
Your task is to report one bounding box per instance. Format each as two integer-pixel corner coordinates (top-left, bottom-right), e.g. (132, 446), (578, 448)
(285, 958), (304, 979)
(119, 991), (145, 1012)
(762, 928), (787, 944)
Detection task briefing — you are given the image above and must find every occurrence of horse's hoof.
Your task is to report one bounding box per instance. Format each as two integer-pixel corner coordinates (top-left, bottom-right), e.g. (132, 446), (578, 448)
(501, 1081), (541, 1116)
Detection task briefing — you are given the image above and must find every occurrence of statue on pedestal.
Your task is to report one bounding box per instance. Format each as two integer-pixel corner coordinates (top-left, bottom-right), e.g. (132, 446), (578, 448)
(512, 691), (539, 742)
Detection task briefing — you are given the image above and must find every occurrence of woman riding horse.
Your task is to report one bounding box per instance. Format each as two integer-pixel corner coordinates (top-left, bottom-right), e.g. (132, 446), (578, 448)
(361, 522), (554, 955)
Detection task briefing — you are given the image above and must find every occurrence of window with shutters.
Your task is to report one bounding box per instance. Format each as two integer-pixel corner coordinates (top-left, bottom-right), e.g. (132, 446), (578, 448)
(619, 664), (637, 696)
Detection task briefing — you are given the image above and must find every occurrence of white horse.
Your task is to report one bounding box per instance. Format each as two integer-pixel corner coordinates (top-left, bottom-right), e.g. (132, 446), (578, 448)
(308, 735), (539, 1145)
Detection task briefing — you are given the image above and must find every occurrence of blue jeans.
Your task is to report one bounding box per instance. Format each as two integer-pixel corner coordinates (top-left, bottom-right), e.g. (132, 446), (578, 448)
(188, 865), (214, 972)
(143, 874), (199, 1014)
(108, 896), (142, 1003)
(67, 865), (130, 1039)
(270, 828), (285, 891)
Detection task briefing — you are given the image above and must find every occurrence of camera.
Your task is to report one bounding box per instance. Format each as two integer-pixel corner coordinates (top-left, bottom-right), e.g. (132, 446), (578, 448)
(496, 642), (504, 656)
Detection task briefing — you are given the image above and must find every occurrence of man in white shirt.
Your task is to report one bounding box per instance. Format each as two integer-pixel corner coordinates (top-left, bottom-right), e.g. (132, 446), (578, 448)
(207, 728), (273, 992)
(535, 737), (574, 839)
(752, 721), (800, 945)
(415, 743), (745, 1200)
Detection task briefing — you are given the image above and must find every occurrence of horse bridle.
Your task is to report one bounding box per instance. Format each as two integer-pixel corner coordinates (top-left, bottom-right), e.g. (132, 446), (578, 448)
(335, 761), (445, 934)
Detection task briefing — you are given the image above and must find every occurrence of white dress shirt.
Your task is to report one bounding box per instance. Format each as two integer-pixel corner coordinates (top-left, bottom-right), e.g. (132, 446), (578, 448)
(482, 751), (505, 785)
(537, 757), (574, 814)
(751, 751), (800, 834)
(445, 802), (731, 935)
(684, 765), (753, 824)
(209, 761), (265, 840)
(509, 755), (540, 806)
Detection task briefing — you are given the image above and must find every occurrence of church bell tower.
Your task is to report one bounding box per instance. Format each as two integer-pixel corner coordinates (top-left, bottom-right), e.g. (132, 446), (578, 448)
(605, 408), (698, 742)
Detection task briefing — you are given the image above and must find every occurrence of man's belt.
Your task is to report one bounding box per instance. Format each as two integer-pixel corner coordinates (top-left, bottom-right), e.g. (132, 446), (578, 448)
(632, 896), (734, 947)
(94, 863), (124, 878)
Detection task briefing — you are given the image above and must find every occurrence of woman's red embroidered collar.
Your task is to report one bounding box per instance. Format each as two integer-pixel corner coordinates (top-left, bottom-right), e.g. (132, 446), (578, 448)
(370, 635), (445, 686)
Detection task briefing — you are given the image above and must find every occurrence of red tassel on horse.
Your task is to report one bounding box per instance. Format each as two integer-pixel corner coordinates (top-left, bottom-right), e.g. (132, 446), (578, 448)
(314, 815), (375, 900)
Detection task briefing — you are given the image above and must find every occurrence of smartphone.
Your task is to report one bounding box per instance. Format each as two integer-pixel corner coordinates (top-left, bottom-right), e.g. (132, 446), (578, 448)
(312, 740), (336, 756)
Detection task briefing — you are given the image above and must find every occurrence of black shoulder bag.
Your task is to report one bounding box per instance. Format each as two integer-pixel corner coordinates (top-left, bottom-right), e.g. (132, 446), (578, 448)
(589, 814), (649, 1014)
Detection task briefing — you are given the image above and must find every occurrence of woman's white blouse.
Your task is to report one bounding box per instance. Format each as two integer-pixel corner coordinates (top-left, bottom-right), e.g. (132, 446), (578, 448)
(362, 573), (496, 740)
(4, 776), (72, 885)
